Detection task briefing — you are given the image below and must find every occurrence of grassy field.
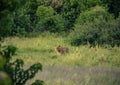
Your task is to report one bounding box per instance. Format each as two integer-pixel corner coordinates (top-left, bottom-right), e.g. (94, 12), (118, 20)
(2, 35), (120, 85)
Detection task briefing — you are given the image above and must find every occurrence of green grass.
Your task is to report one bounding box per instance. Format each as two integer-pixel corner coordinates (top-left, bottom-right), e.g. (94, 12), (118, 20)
(2, 36), (120, 67)
(2, 35), (120, 85)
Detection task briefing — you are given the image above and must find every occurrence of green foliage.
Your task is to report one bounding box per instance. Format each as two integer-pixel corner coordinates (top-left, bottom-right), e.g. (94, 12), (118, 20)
(5, 59), (42, 85)
(32, 80), (44, 85)
(69, 6), (120, 47)
(0, 0), (27, 37)
(0, 44), (43, 85)
(26, 0), (38, 15)
(36, 5), (65, 32)
(75, 6), (111, 24)
(36, 6), (54, 19)
(45, 14), (65, 32)
(60, 0), (103, 29)
(11, 0), (32, 36)
(0, 0), (23, 11)
(0, 10), (13, 37)
(0, 45), (17, 61)
(0, 0), (120, 47)
(101, 0), (120, 18)
(36, 5), (54, 32)
(12, 13), (30, 36)
(84, 0), (102, 8)
(60, 0), (81, 29)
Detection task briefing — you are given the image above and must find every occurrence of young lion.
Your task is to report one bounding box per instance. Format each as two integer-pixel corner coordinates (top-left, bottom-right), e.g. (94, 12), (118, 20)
(55, 45), (69, 55)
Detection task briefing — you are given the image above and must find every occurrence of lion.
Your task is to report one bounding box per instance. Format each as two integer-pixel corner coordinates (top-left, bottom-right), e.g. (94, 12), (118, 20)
(55, 45), (69, 55)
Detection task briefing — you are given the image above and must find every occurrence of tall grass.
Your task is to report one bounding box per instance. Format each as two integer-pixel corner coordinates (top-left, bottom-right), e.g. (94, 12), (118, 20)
(2, 36), (120, 85)
(2, 36), (120, 67)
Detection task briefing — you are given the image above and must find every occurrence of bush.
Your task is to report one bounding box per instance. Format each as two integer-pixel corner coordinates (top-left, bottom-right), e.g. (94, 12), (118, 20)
(0, 10), (13, 37)
(45, 14), (65, 32)
(0, 44), (43, 85)
(75, 6), (112, 24)
(5, 59), (42, 85)
(11, 13), (31, 36)
(32, 80), (44, 85)
(69, 6), (120, 47)
(36, 5), (65, 33)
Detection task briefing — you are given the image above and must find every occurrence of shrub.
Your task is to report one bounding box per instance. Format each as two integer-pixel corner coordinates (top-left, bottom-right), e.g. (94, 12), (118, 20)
(5, 59), (42, 85)
(32, 80), (44, 85)
(0, 10), (13, 37)
(36, 5), (65, 33)
(11, 13), (31, 36)
(75, 6), (112, 24)
(69, 6), (120, 47)
(0, 44), (43, 85)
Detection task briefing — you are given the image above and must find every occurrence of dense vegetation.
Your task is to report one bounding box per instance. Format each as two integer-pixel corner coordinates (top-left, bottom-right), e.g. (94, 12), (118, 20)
(2, 36), (120, 85)
(0, 0), (120, 46)
(0, 0), (120, 85)
(0, 44), (43, 85)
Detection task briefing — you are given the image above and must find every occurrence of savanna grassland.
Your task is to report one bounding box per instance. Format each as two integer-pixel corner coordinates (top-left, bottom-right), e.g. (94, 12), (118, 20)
(1, 0), (120, 85)
(2, 35), (120, 85)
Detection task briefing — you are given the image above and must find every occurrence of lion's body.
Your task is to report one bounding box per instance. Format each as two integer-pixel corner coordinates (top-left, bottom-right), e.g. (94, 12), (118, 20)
(55, 45), (69, 55)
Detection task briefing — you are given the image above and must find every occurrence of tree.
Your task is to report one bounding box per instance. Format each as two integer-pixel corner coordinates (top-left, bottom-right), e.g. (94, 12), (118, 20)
(0, 0), (27, 37)
(101, 0), (120, 18)
(36, 5), (65, 32)
(69, 6), (120, 47)
(0, 11), (13, 37)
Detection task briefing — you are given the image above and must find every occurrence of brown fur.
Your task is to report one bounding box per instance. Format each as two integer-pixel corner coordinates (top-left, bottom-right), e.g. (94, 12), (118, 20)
(55, 45), (69, 55)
